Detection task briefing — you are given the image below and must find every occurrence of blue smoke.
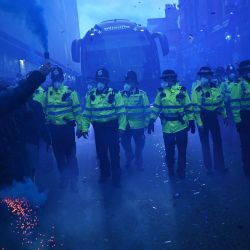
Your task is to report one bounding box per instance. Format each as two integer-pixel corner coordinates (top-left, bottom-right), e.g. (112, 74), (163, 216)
(0, 0), (48, 50)
(0, 178), (48, 206)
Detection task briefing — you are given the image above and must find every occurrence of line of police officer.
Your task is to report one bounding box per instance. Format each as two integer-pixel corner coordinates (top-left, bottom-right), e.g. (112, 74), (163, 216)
(28, 59), (250, 191)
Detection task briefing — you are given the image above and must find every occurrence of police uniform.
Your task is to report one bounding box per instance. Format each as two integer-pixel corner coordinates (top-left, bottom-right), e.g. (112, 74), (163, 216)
(192, 67), (227, 173)
(121, 83), (150, 169)
(40, 67), (84, 190)
(33, 86), (45, 105)
(151, 70), (194, 178)
(220, 80), (232, 104)
(230, 60), (250, 177)
(222, 65), (240, 119)
(191, 80), (201, 93)
(82, 68), (127, 186)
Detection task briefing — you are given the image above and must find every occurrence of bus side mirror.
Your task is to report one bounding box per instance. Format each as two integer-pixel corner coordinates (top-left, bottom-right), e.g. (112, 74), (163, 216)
(152, 32), (169, 56)
(71, 39), (82, 63)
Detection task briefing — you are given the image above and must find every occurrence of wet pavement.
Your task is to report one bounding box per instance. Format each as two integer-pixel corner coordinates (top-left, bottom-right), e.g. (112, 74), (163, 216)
(1, 121), (250, 250)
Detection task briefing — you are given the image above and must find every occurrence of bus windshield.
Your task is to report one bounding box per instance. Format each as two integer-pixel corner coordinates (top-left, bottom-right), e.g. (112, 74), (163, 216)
(85, 31), (151, 51)
(83, 30), (157, 83)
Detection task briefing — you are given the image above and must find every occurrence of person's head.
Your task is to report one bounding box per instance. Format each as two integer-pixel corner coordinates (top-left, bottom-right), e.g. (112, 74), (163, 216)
(123, 70), (138, 92)
(51, 66), (64, 89)
(226, 64), (238, 82)
(211, 77), (219, 87)
(86, 77), (96, 91)
(95, 67), (110, 92)
(160, 69), (177, 88)
(238, 60), (250, 82)
(197, 67), (213, 86)
(215, 66), (226, 82)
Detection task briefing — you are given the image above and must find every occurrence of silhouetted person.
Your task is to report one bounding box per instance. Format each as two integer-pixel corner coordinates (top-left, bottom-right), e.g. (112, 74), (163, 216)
(0, 64), (51, 187)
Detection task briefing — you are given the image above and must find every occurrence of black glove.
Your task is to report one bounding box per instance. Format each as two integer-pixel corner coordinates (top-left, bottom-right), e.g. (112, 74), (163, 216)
(79, 131), (88, 139)
(148, 119), (155, 134)
(189, 120), (196, 134)
(236, 122), (242, 133)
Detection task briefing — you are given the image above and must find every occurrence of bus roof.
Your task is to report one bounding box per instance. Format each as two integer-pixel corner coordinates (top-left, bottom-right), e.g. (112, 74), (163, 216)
(86, 19), (145, 35)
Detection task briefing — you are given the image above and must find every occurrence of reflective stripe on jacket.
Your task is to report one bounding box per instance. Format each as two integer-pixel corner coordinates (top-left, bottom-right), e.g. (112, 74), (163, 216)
(192, 83), (227, 127)
(82, 88), (127, 132)
(121, 89), (150, 129)
(230, 79), (250, 123)
(40, 84), (84, 130)
(151, 84), (194, 134)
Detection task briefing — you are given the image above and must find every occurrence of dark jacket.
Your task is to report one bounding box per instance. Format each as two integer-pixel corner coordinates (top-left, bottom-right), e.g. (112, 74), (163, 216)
(0, 70), (46, 117)
(23, 98), (51, 145)
(0, 70), (46, 187)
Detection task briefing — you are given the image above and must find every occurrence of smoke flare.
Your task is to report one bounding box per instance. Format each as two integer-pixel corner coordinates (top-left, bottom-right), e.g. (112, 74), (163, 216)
(0, 0), (48, 50)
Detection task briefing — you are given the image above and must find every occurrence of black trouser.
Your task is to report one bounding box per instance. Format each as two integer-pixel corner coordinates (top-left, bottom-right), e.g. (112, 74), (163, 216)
(93, 119), (121, 183)
(163, 128), (188, 175)
(49, 124), (79, 182)
(121, 128), (145, 167)
(199, 110), (225, 170)
(238, 110), (250, 176)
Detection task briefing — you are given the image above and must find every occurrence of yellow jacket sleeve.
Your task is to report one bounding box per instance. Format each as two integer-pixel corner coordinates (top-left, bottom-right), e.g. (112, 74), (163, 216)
(115, 91), (127, 130)
(70, 91), (85, 131)
(217, 100), (227, 119)
(82, 94), (92, 132)
(191, 89), (203, 127)
(151, 92), (162, 121)
(184, 91), (194, 121)
(143, 93), (151, 127)
(33, 87), (46, 107)
(230, 84), (242, 123)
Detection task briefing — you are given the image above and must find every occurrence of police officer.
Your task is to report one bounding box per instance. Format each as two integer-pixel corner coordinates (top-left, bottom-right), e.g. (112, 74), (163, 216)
(83, 77), (97, 107)
(33, 86), (46, 105)
(192, 67), (228, 175)
(148, 70), (195, 179)
(220, 65), (239, 104)
(82, 67), (127, 187)
(191, 73), (202, 93)
(230, 60), (250, 178)
(40, 66), (85, 192)
(86, 77), (96, 93)
(120, 70), (151, 170)
(215, 66), (227, 87)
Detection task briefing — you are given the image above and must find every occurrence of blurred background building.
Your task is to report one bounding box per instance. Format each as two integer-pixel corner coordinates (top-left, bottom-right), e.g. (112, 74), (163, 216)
(147, 0), (250, 81)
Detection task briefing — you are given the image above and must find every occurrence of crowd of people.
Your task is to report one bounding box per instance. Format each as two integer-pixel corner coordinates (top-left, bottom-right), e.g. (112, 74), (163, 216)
(0, 59), (249, 192)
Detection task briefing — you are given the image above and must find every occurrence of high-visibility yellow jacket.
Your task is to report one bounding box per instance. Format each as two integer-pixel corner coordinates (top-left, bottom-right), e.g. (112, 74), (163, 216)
(33, 86), (45, 104)
(151, 83), (194, 134)
(121, 88), (151, 129)
(82, 87), (127, 132)
(192, 83), (227, 127)
(220, 80), (236, 103)
(39, 84), (84, 130)
(230, 79), (250, 123)
(192, 80), (201, 92)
